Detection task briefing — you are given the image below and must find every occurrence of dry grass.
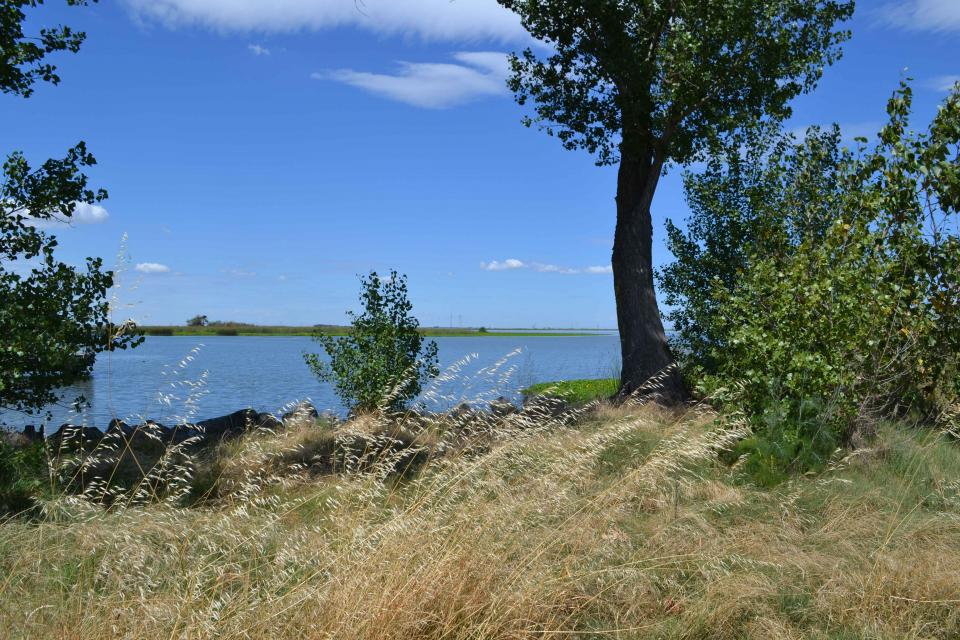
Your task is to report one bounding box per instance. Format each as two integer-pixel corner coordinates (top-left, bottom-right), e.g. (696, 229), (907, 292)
(1, 401), (959, 639)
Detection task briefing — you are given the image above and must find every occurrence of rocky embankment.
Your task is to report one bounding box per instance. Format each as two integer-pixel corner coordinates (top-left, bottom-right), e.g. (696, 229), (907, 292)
(3, 396), (572, 504)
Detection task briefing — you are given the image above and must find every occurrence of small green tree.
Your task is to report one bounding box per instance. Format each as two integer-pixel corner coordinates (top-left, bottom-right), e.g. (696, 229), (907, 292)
(186, 315), (208, 327)
(1, 0), (141, 419)
(304, 271), (439, 414)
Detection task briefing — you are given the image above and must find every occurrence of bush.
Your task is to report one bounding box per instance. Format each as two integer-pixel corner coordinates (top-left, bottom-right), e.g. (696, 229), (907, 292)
(0, 439), (48, 517)
(304, 271), (439, 414)
(660, 83), (960, 479)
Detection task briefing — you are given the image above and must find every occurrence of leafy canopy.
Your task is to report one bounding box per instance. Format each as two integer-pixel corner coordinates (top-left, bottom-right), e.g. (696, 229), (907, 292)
(1, 0), (140, 419)
(660, 83), (960, 481)
(498, 0), (855, 165)
(304, 271), (439, 414)
(0, 0), (95, 98)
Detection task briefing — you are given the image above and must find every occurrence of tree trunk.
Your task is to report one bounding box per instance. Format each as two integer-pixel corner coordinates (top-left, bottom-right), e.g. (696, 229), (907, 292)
(612, 149), (687, 403)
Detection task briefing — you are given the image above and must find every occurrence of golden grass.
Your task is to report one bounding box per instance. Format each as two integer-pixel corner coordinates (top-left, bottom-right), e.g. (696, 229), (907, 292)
(1, 403), (959, 639)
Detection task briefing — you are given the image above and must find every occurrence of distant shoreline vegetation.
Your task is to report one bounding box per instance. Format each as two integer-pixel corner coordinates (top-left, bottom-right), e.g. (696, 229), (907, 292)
(139, 324), (611, 338)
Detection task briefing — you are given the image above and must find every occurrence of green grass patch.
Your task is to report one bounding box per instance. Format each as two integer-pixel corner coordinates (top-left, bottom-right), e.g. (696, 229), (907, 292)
(522, 378), (619, 404)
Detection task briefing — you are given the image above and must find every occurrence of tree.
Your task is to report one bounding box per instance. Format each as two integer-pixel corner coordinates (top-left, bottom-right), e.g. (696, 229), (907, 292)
(660, 84), (960, 480)
(1, 0), (140, 419)
(660, 123), (849, 378)
(304, 271), (439, 414)
(186, 315), (208, 327)
(497, 0), (855, 402)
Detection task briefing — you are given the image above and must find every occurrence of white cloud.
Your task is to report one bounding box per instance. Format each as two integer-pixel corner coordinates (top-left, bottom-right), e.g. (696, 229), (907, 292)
(135, 262), (171, 274)
(72, 202), (110, 225)
(481, 258), (526, 271)
(584, 265), (613, 275)
(26, 201), (110, 228)
(247, 43), (270, 56)
(533, 263), (578, 274)
(879, 0), (960, 32)
(481, 259), (612, 275)
(320, 51), (510, 109)
(123, 0), (527, 42)
(923, 75), (960, 92)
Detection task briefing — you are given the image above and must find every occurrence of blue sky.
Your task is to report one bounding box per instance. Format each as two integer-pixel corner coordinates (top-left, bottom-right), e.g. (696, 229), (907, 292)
(4, 0), (958, 328)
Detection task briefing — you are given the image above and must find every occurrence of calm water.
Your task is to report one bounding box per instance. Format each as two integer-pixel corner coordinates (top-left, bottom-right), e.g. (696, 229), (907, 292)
(2, 335), (620, 430)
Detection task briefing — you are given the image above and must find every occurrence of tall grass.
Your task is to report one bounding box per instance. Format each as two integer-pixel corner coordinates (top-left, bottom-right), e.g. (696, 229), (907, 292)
(2, 394), (958, 638)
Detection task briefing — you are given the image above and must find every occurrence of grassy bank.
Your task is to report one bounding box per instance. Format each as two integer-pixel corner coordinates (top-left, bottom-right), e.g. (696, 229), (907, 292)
(140, 324), (601, 338)
(2, 402), (958, 638)
(524, 377), (620, 404)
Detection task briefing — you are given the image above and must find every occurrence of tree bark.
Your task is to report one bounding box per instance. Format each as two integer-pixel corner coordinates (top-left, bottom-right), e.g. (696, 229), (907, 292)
(612, 149), (687, 403)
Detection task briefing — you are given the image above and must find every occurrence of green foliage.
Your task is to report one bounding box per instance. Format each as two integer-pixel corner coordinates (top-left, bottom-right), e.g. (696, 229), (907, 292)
(186, 314), (208, 327)
(0, 439), (48, 516)
(0, 0), (95, 97)
(1, 2), (141, 418)
(304, 271), (439, 414)
(660, 83), (960, 479)
(498, 0), (854, 167)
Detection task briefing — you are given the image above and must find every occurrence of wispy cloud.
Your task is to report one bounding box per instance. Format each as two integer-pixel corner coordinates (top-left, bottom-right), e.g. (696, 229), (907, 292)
(319, 51), (510, 109)
(247, 43), (270, 56)
(123, 0), (527, 42)
(878, 0), (960, 32)
(135, 262), (171, 274)
(481, 258), (526, 271)
(922, 75), (960, 92)
(583, 265), (613, 274)
(222, 268), (256, 278)
(481, 259), (612, 275)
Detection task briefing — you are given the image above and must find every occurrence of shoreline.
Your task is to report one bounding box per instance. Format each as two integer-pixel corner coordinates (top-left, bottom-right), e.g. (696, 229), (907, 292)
(139, 326), (614, 338)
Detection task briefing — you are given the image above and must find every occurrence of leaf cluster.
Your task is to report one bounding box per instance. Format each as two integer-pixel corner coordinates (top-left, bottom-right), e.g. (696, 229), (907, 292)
(0, 0), (95, 98)
(498, 0), (854, 166)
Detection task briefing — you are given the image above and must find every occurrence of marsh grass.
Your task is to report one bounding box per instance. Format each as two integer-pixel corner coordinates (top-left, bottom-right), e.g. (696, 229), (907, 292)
(2, 389), (959, 638)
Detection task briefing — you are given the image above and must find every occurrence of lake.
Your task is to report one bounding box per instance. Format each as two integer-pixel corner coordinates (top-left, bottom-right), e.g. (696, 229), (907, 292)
(2, 334), (621, 430)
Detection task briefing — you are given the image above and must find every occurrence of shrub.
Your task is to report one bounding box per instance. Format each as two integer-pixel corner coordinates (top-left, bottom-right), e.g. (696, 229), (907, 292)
(304, 271), (439, 414)
(0, 439), (48, 517)
(660, 83), (960, 478)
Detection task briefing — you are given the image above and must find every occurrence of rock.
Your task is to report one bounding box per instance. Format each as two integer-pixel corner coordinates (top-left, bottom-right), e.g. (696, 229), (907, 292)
(489, 396), (518, 418)
(449, 402), (474, 419)
(46, 423), (104, 451)
(23, 424), (42, 441)
(520, 395), (570, 420)
(282, 401), (319, 429)
(103, 420), (176, 453)
(191, 408), (281, 442)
